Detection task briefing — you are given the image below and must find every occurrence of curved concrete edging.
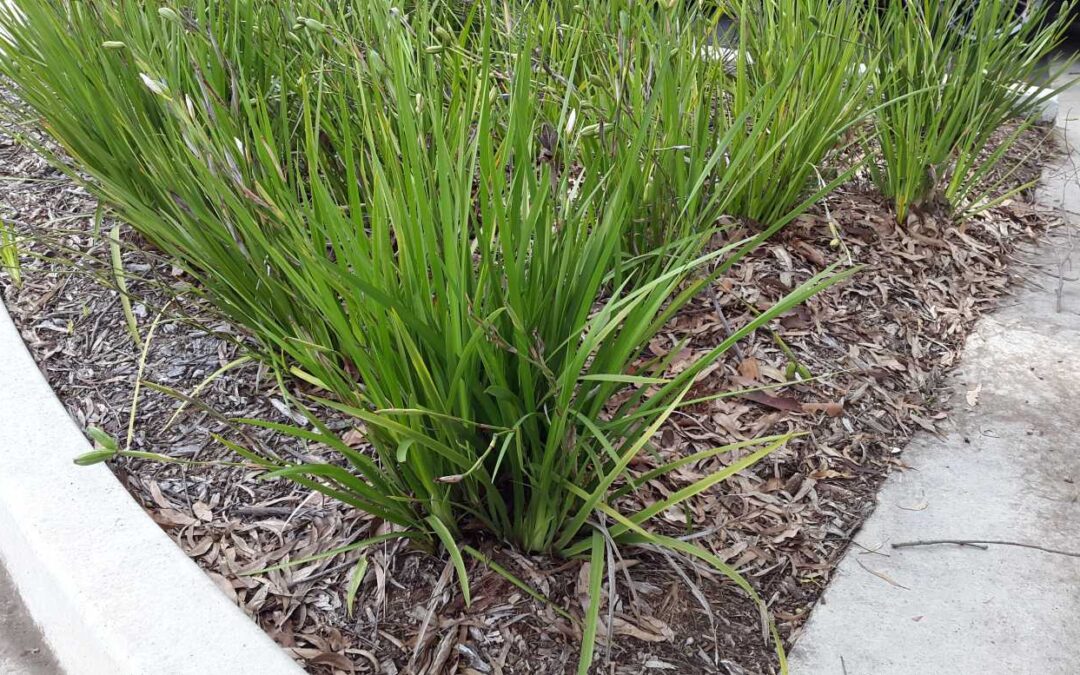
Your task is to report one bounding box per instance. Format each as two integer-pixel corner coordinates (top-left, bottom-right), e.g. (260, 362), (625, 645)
(0, 301), (302, 675)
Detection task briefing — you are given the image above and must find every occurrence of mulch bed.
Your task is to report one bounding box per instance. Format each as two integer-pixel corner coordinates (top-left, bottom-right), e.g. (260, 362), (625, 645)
(0, 123), (1061, 674)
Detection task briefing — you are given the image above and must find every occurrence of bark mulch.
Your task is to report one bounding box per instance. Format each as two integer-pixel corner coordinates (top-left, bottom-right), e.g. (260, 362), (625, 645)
(0, 124), (1062, 674)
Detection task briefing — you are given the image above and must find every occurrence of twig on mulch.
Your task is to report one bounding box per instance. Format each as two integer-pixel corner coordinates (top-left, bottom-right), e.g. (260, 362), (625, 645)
(892, 539), (1080, 558)
(707, 282), (744, 362)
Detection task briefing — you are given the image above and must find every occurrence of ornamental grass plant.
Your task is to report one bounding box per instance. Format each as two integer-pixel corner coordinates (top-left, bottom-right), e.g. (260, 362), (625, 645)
(870, 0), (1076, 224)
(723, 0), (877, 225)
(5, 0), (1073, 671)
(0, 1), (870, 671)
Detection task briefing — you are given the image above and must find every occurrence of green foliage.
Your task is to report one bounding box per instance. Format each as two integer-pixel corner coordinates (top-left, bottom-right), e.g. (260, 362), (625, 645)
(0, 0), (838, 551)
(0, 1), (866, 669)
(2, 0), (1073, 667)
(0, 219), (20, 288)
(870, 0), (1076, 224)
(724, 0), (877, 225)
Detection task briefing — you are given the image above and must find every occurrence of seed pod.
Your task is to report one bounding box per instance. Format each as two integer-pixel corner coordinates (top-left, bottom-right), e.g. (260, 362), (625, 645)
(286, 31), (301, 45)
(434, 25), (452, 44)
(579, 123), (602, 137)
(157, 7), (181, 23)
(299, 17), (328, 33)
(425, 45), (443, 54)
(73, 449), (117, 466)
(101, 41), (126, 50)
(367, 49), (384, 74)
(139, 73), (169, 97)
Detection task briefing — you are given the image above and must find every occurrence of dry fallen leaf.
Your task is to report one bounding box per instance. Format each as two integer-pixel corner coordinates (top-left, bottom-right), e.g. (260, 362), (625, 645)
(738, 357), (761, 381)
(288, 649), (355, 672)
(609, 616), (675, 643)
(149, 508), (197, 528)
(206, 571), (239, 602)
(856, 559), (910, 590)
(644, 659), (679, 670)
(342, 428), (366, 448)
(898, 496), (929, 511)
(802, 401), (844, 417)
(148, 481), (173, 510)
(740, 390), (803, 413)
(966, 382), (983, 407)
(791, 239), (827, 266)
(309, 651), (355, 672)
(192, 501), (213, 522)
(808, 469), (851, 480)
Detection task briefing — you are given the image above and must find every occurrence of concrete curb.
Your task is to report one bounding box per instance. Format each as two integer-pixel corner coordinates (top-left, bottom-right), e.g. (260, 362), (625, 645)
(0, 300), (302, 675)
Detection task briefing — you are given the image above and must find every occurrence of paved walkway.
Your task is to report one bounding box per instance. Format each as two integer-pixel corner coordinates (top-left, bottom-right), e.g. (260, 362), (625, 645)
(0, 561), (59, 675)
(790, 73), (1080, 673)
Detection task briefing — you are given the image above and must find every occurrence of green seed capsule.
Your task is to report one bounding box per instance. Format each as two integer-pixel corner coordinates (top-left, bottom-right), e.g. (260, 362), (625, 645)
(102, 41), (126, 50)
(300, 17), (328, 33)
(157, 7), (181, 23)
(425, 45), (444, 54)
(73, 449), (117, 466)
(367, 50), (384, 73)
(580, 123), (602, 137)
(434, 26), (452, 43)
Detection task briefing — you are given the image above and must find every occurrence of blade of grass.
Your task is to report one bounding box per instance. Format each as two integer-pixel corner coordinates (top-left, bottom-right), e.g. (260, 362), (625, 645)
(577, 531), (605, 675)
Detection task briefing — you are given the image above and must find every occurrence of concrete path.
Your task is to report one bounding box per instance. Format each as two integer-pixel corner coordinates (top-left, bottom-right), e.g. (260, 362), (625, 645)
(0, 561), (59, 675)
(790, 77), (1080, 672)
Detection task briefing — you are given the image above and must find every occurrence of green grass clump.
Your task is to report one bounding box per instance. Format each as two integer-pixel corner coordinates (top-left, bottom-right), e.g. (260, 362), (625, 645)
(0, 1), (860, 670)
(870, 0), (1075, 224)
(0, 220), (20, 288)
(724, 0), (877, 225)
(1, 1), (1074, 670)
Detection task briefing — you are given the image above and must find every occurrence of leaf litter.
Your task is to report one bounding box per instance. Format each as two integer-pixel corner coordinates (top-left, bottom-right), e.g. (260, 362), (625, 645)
(0, 120), (1063, 673)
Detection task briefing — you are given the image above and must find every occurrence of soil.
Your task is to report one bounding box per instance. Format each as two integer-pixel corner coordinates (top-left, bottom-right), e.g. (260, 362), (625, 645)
(0, 123), (1062, 674)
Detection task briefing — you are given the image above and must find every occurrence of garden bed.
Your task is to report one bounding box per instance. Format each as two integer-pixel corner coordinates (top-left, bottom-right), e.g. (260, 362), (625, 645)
(0, 122), (1060, 674)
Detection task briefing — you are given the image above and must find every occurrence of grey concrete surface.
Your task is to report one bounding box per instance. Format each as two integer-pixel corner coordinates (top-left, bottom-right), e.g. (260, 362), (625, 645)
(1041, 59), (1080, 216)
(790, 68), (1080, 674)
(0, 562), (60, 675)
(0, 301), (303, 674)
